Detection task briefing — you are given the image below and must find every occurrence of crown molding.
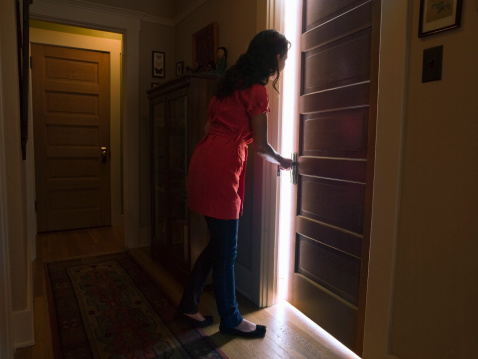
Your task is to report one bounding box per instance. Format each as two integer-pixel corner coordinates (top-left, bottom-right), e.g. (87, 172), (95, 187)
(33, 0), (175, 26)
(31, 0), (210, 27)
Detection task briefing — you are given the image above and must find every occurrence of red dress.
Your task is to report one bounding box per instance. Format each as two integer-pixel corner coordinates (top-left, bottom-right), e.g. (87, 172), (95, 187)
(187, 84), (269, 219)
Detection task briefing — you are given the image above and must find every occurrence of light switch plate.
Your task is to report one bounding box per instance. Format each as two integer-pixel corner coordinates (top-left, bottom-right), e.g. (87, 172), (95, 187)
(422, 45), (443, 83)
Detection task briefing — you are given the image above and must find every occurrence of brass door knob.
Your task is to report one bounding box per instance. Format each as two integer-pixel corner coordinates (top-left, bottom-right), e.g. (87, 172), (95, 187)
(100, 147), (107, 163)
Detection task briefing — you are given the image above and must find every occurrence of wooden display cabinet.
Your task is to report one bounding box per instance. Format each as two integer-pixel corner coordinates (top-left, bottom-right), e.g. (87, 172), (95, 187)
(148, 74), (218, 278)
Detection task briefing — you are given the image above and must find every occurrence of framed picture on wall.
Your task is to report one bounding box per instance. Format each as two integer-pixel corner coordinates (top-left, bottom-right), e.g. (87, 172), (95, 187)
(152, 51), (165, 78)
(192, 22), (217, 72)
(418, 0), (463, 37)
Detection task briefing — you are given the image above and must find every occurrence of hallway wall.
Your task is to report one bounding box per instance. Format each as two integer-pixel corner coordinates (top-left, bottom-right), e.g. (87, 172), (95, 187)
(391, 2), (478, 358)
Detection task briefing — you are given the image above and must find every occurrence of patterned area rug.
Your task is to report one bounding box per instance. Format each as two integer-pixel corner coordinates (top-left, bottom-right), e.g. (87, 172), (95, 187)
(46, 252), (228, 359)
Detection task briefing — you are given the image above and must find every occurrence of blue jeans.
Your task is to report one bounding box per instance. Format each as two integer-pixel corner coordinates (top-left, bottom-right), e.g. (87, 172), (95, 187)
(178, 216), (243, 329)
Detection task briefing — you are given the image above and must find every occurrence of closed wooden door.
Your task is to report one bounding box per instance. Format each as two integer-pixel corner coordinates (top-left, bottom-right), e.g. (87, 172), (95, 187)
(287, 0), (380, 354)
(32, 44), (111, 232)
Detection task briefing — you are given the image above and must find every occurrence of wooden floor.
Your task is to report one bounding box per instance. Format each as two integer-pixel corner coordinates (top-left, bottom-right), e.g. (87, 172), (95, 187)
(15, 227), (359, 359)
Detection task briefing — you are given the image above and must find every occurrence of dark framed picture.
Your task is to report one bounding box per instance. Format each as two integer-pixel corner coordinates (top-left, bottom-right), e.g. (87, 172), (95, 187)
(152, 51), (165, 78)
(192, 22), (217, 71)
(176, 61), (184, 76)
(418, 0), (463, 37)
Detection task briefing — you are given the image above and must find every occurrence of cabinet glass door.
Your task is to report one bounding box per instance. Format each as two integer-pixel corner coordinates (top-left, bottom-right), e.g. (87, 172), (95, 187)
(169, 94), (188, 265)
(152, 101), (166, 251)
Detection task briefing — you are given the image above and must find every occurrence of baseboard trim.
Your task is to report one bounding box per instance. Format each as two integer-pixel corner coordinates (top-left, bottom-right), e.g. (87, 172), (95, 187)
(13, 256), (35, 349)
(13, 308), (35, 349)
(139, 226), (151, 248)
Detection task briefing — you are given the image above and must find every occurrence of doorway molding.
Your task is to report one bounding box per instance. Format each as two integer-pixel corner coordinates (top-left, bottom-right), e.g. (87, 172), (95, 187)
(253, 0), (286, 308)
(29, 25), (123, 229)
(362, 1), (408, 358)
(0, 49), (15, 357)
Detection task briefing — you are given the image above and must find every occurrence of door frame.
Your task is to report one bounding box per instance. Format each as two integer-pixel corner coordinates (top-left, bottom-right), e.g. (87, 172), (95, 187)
(254, 0), (286, 308)
(0, 61), (14, 358)
(261, 1), (408, 357)
(362, 1), (408, 358)
(28, 26), (122, 247)
(29, 0), (144, 255)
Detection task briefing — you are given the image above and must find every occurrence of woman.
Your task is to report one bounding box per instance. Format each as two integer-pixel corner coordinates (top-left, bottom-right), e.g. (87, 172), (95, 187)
(178, 29), (292, 338)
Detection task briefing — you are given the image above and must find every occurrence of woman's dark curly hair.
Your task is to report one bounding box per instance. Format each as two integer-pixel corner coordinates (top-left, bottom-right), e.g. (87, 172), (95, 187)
(215, 29), (290, 99)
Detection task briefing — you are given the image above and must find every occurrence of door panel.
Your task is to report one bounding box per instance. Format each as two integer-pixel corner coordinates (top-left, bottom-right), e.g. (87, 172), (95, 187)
(302, 108), (368, 156)
(298, 157), (367, 182)
(288, 0), (379, 354)
(32, 44), (111, 232)
(296, 216), (362, 258)
(302, 29), (371, 94)
(292, 271), (358, 343)
(296, 235), (361, 305)
(303, 2), (373, 47)
(300, 83), (370, 114)
(299, 177), (365, 233)
(303, 0), (364, 31)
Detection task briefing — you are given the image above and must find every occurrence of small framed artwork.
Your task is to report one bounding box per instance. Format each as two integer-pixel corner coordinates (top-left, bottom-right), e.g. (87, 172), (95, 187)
(152, 51), (165, 78)
(176, 61), (184, 76)
(418, 0), (463, 37)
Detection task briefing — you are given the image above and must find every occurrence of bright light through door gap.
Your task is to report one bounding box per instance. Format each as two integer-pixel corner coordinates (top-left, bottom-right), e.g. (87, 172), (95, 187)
(278, 0), (300, 301)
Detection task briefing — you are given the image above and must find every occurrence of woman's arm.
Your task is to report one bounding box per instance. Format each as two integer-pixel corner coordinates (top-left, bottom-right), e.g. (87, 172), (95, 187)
(251, 112), (292, 170)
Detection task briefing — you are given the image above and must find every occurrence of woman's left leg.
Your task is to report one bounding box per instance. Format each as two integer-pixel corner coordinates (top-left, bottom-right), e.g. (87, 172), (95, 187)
(205, 216), (243, 329)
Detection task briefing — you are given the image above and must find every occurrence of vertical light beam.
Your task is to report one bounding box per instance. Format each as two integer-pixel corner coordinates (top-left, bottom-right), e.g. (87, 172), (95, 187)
(278, 0), (300, 300)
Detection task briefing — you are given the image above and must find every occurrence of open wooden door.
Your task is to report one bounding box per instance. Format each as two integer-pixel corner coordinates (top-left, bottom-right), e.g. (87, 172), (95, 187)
(32, 44), (111, 232)
(287, 0), (380, 354)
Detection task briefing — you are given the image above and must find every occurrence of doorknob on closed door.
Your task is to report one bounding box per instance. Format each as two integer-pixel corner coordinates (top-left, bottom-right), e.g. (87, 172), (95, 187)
(100, 147), (107, 163)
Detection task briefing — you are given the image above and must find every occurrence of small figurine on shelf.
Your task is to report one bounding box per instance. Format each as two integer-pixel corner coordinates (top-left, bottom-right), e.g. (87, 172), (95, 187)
(186, 62), (199, 73)
(210, 47), (227, 75)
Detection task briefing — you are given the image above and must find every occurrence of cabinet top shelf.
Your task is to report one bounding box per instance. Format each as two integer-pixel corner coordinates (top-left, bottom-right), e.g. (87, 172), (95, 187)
(147, 73), (220, 99)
